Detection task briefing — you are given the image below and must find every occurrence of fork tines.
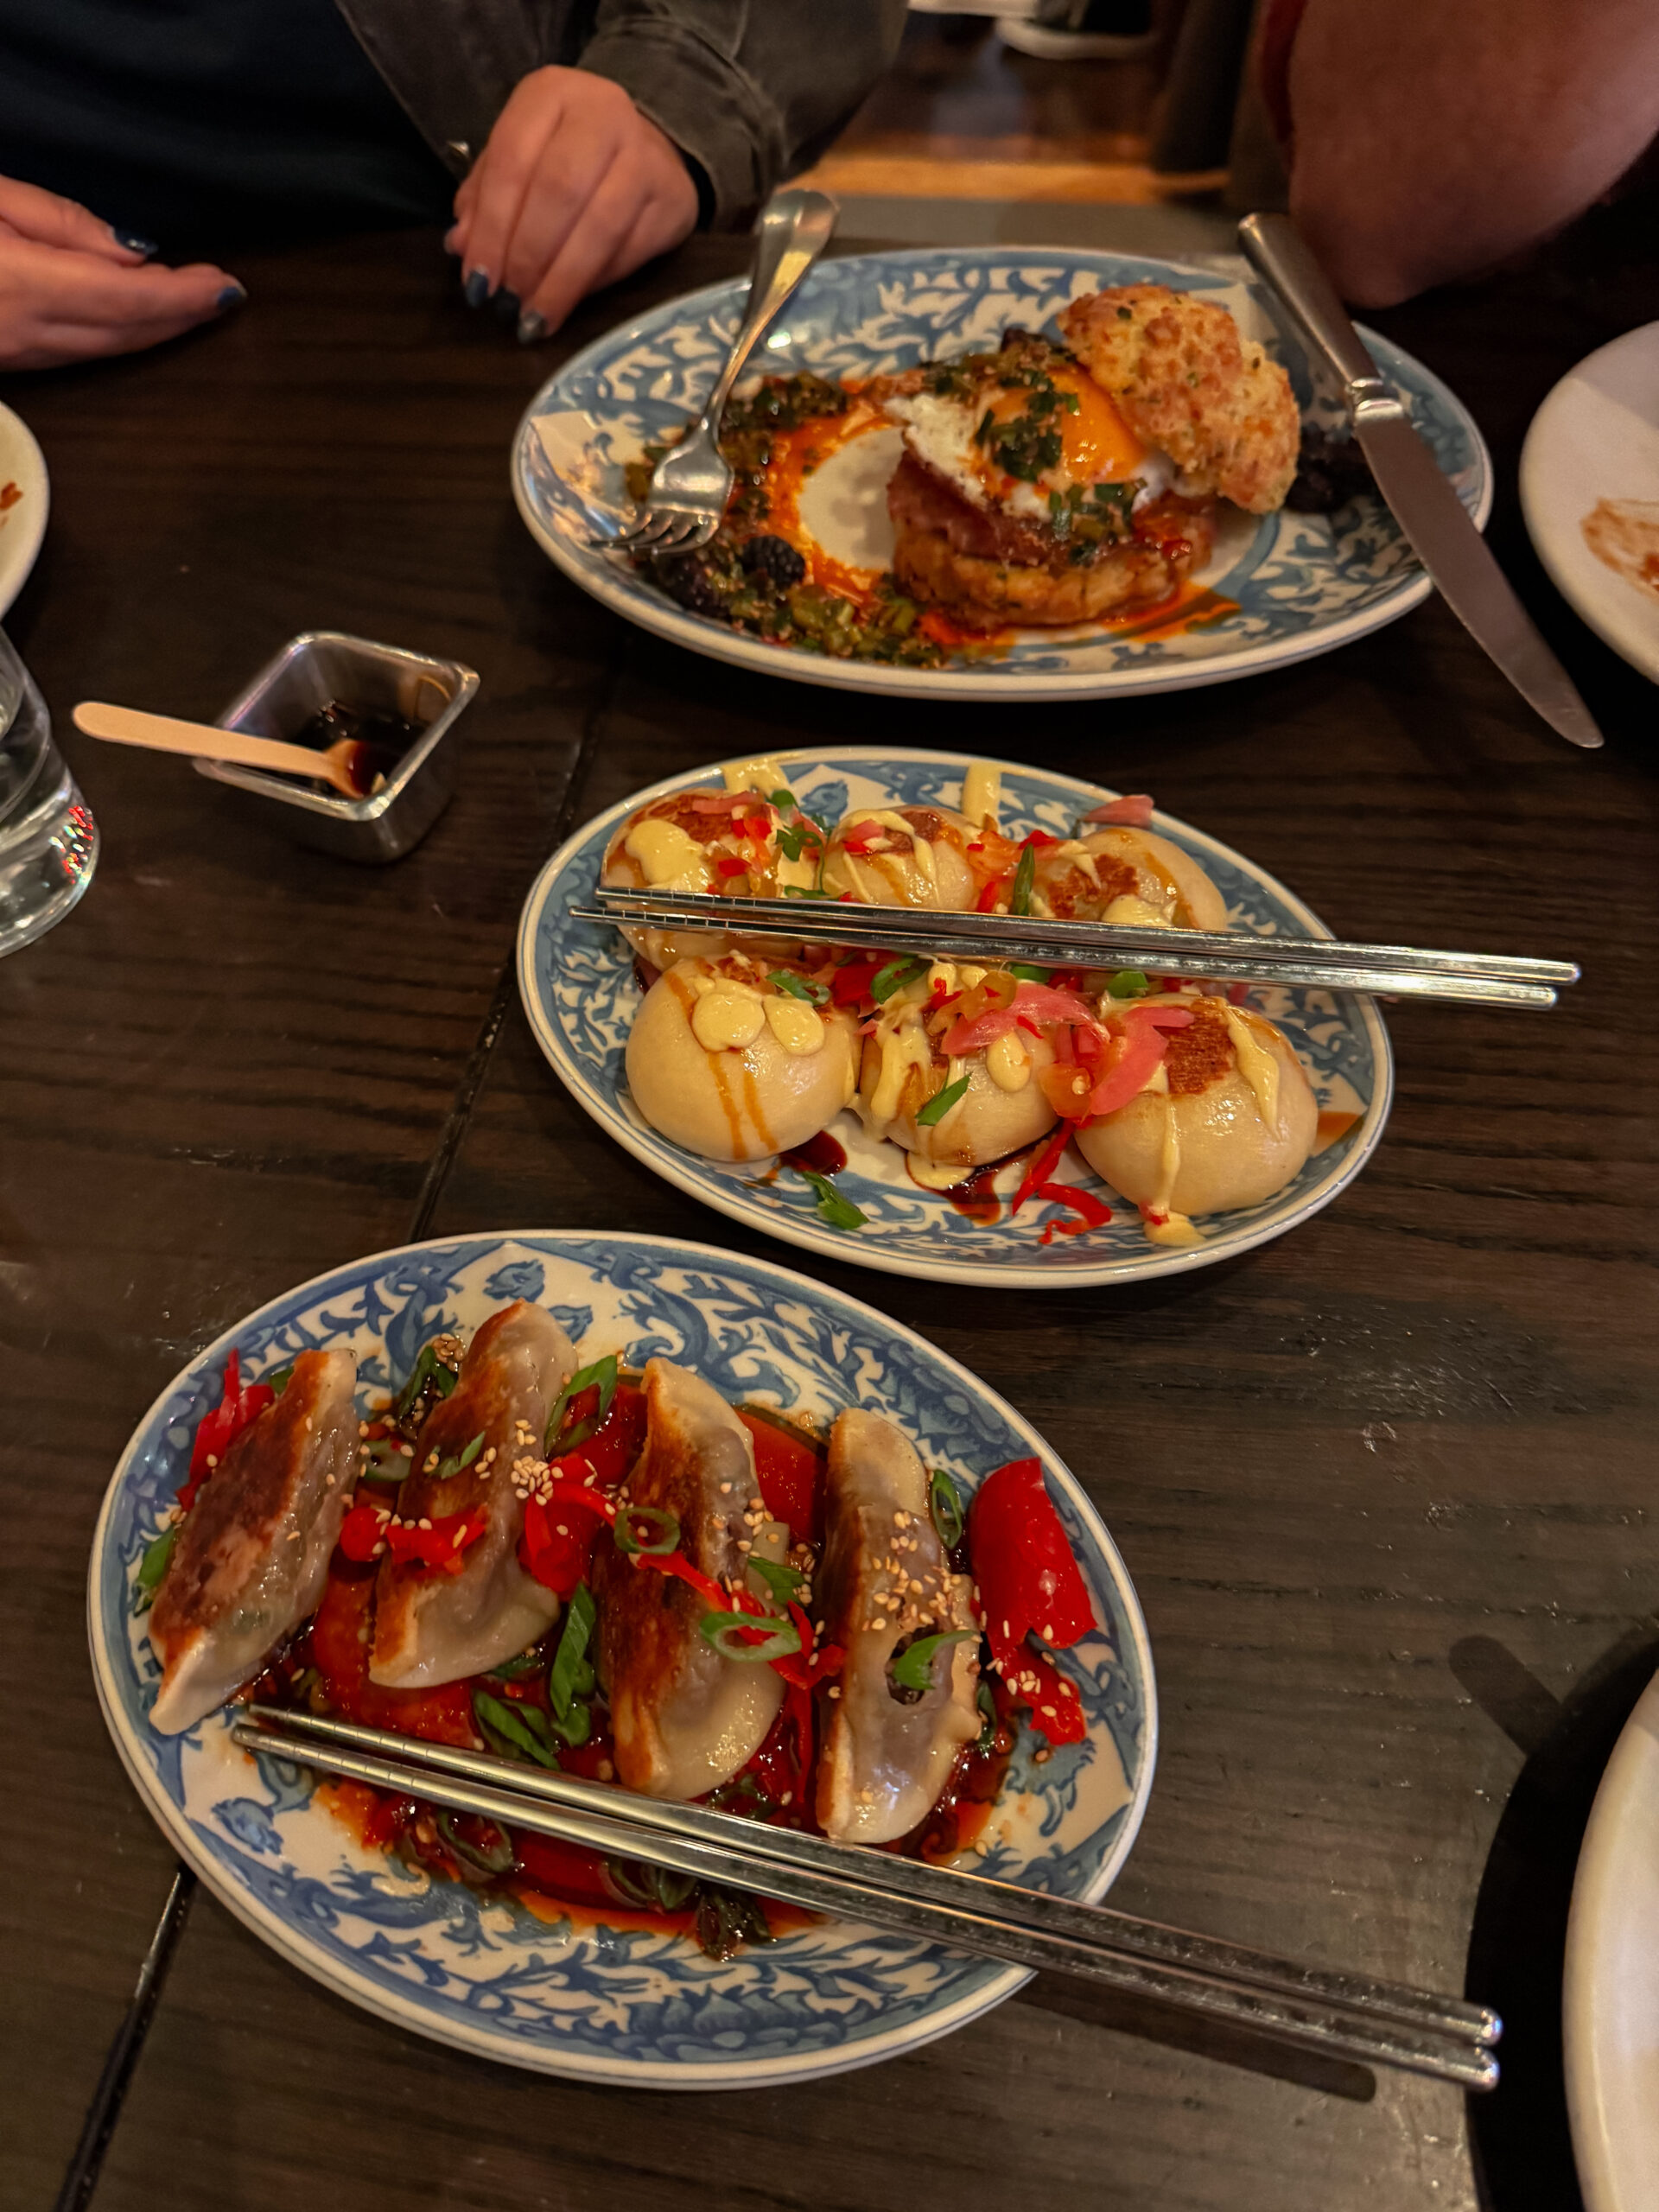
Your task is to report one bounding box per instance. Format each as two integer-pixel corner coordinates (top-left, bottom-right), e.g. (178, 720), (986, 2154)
(578, 888), (1579, 1011)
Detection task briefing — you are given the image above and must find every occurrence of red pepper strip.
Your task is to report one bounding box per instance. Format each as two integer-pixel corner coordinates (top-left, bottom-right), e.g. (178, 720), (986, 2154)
(832, 957), (882, 1006)
(633, 1547), (730, 1614)
(969, 1455), (1095, 1747)
(541, 1480), (616, 1523)
(385, 1505), (489, 1574)
(715, 854), (750, 879)
(521, 1495), (594, 1597)
(1035, 1182), (1112, 1242)
(1011, 1122), (1071, 1215)
(1021, 829), (1060, 849)
(338, 1498), (391, 1562)
(975, 874), (1007, 913)
(179, 1350), (276, 1511)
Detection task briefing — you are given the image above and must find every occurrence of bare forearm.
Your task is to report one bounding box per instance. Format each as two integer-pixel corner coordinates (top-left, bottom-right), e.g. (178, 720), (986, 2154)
(1286, 0), (1659, 304)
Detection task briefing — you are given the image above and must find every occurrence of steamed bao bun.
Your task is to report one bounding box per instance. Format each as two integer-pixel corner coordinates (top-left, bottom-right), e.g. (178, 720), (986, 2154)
(626, 954), (857, 1163)
(1076, 996), (1316, 1215)
(857, 1026), (1059, 1167)
(822, 805), (978, 911)
(1030, 827), (1226, 931)
(602, 787), (817, 970)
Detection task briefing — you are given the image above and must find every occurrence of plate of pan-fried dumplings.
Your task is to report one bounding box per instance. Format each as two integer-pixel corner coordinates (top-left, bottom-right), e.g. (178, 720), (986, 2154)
(517, 747), (1392, 1287)
(89, 1230), (1155, 2087)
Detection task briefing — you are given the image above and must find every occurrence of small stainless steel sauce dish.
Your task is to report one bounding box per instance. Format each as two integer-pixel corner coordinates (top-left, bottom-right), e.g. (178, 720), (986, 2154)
(195, 631), (478, 863)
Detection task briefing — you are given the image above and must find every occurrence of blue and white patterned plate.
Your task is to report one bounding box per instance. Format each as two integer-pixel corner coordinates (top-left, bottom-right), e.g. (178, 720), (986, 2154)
(89, 1232), (1155, 2088)
(518, 748), (1393, 1288)
(511, 246), (1491, 701)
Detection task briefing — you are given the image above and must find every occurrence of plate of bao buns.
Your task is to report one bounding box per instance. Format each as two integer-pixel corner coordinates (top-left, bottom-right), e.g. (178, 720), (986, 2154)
(517, 748), (1392, 1288)
(512, 246), (1490, 702)
(91, 1231), (1154, 2085)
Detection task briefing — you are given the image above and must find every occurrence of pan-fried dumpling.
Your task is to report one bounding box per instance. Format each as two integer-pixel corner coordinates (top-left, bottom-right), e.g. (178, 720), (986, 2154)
(1030, 827), (1225, 931)
(149, 1348), (359, 1734)
(601, 777), (819, 969)
(625, 953), (858, 1161)
(854, 961), (1060, 1169)
(816, 1409), (980, 1845)
(594, 1359), (787, 1799)
(370, 1302), (576, 1688)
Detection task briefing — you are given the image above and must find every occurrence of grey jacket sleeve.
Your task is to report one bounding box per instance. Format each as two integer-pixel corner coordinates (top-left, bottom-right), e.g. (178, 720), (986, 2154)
(576, 1), (906, 224)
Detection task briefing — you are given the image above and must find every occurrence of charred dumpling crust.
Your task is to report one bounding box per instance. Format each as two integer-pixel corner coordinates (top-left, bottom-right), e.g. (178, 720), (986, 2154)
(1059, 285), (1300, 515)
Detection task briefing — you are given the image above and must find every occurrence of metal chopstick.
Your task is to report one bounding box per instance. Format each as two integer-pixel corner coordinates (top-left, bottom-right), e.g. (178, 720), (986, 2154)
(580, 889), (1575, 1009)
(235, 1711), (1497, 2088)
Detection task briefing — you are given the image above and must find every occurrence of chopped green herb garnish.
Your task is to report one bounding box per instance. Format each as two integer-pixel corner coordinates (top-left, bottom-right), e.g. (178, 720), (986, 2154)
(1008, 963), (1052, 982)
(929, 1466), (965, 1549)
(872, 954), (927, 1003)
(435, 1810), (514, 1875)
(489, 1645), (547, 1681)
(134, 1524), (177, 1611)
(768, 788), (797, 809)
(548, 1583), (596, 1719)
(1108, 969), (1150, 998)
(613, 1503), (681, 1557)
(747, 1556), (806, 1610)
(700, 1611), (803, 1663)
(263, 1363), (294, 1397)
(916, 1073), (970, 1127)
(473, 1689), (560, 1768)
(1009, 842), (1037, 917)
(976, 1678), (998, 1755)
(769, 969), (830, 1003)
(792, 1166), (868, 1231)
(891, 1629), (978, 1693)
(392, 1339), (459, 1426)
(546, 1353), (619, 1455)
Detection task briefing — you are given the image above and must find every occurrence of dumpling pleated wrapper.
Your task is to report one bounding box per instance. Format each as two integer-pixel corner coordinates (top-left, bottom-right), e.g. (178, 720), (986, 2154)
(1076, 997), (1318, 1215)
(815, 1408), (980, 1846)
(594, 1359), (787, 1799)
(370, 1301), (576, 1689)
(149, 1348), (359, 1735)
(626, 957), (858, 1163)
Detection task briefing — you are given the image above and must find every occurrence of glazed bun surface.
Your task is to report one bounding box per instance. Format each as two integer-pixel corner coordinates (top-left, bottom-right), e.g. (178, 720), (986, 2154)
(823, 806), (977, 911)
(1083, 828), (1227, 931)
(625, 958), (856, 1163)
(1076, 1010), (1316, 1215)
(858, 1030), (1059, 1168)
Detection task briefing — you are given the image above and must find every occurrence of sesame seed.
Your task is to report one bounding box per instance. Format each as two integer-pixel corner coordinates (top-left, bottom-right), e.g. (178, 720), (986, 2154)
(417, 1516), (433, 1531)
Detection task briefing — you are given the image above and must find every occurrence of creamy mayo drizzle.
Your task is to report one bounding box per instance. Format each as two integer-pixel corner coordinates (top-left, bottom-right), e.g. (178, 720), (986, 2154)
(1103, 889), (1174, 927)
(1223, 1007), (1281, 1131)
(987, 1031), (1031, 1092)
(690, 981), (766, 1052)
(763, 996), (825, 1054)
(626, 817), (712, 890)
(961, 762), (1002, 830)
(721, 757), (788, 794)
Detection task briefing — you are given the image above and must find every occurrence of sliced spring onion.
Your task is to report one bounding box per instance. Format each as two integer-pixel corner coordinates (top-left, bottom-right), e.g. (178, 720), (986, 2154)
(435, 1809), (514, 1876)
(747, 1555), (805, 1609)
(357, 1438), (407, 1485)
(473, 1689), (559, 1768)
(929, 1466), (965, 1549)
(976, 1677), (998, 1756)
(433, 1429), (487, 1482)
(700, 1610), (803, 1663)
(607, 1859), (699, 1913)
(916, 1073), (970, 1128)
(768, 787), (798, 809)
(545, 1353), (619, 1455)
(392, 1340), (459, 1426)
(545, 1700), (592, 1748)
(793, 1166), (868, 1232)
(1108, 969), (1150, 998)
(263, 1363), (295, 1397)
(135, 1525), (177, 1607)
(548, 1583), (596, 1718)
(1009, 842), (1037, 918)
(488, 1646), (546, 1680)
(1008, 963), (1052, 982)
(696, 1885), (773, 1961)
(872, 954), (927, 1003)
(613, 1503), (682, 1556)
(890, 1628), (978, 1693)
(781, 885), (831, 899)
(768, 969), (830, 1004)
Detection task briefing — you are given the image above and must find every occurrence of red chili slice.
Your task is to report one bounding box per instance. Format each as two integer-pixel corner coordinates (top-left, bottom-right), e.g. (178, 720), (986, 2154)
(969, 1456), (1096, 1748)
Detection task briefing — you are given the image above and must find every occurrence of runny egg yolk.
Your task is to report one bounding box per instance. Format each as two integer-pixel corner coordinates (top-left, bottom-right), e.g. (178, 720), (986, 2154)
(980, 363), (1145, 494)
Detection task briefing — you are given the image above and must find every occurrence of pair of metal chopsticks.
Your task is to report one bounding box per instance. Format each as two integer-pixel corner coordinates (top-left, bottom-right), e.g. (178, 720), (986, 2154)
(579, 885), (1578, 1011)
(235, 1707), (1499, 2089)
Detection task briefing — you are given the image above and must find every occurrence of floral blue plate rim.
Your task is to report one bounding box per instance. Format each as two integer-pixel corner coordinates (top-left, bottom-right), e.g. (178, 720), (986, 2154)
(87, 1230), (1156, 2088)
(509, 245), (1492, 702)
(517, 747), (1395, 1290)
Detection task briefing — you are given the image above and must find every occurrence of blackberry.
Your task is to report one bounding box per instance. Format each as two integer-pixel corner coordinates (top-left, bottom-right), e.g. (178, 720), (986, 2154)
(654, 543), (737, 618)
(741, 534), (806, 591)
(1287, 427), (1375, 513)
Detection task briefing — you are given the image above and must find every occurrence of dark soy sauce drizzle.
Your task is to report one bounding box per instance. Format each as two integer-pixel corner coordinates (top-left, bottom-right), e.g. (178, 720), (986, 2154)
(292, 698), (420, 795)
(779, 1130), (848, 1178)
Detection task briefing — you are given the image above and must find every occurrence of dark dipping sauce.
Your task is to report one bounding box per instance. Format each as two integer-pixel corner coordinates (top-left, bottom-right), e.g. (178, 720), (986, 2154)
(779, 1129), (848, 1178)
(292, 697), (421, 796)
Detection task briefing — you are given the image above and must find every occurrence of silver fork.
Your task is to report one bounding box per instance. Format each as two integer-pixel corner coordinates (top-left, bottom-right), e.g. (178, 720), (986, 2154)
(589, 186), (840, 559)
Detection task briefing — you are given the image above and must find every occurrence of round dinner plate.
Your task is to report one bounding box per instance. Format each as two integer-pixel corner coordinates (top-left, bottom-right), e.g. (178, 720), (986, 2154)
(89, 1230), (1155, 2088)
(517, 747), (1392, 1288)
(1521, 321), (1659, 685)
(0, 399), (48, 619)
(511, 245), (1490, 702)
(1564, 1666), (1659, 2212)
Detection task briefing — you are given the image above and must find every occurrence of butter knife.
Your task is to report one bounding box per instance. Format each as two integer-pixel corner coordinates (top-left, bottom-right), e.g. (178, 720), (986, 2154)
(1239, 213), (1604, 751)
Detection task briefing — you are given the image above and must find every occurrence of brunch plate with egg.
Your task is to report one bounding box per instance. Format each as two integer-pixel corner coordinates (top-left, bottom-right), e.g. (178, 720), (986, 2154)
(90, 1230), (1154, 2087)
(517, 748), (1391, 1288)
(512, 246), (1489, 702)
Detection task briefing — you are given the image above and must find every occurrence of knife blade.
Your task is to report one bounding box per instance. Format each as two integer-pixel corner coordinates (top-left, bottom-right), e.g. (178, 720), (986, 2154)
(1239, 213), (1604, 751)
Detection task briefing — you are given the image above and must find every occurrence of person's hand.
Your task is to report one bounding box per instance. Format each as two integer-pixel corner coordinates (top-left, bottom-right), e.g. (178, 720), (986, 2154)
(0, 175), (242, 372)
(448, 68), (699, 341)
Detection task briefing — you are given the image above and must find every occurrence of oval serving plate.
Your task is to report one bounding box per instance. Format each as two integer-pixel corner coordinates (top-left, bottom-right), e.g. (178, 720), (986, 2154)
(512, 245), (1491, 703)
(90, 1230), (1155, 2089)
(518, 748), (1392, 1289)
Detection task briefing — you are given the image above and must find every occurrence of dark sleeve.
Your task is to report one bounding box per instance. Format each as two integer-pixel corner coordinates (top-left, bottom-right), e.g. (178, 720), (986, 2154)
(576, 0), (907, 226)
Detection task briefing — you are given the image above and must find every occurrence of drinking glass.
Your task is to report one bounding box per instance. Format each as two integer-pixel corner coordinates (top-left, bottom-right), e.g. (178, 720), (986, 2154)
(0, 628), (98, 957)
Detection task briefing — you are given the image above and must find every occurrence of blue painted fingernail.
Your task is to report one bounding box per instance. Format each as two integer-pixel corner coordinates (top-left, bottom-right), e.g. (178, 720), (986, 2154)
(493, 287), (520, 324)
(518, 310), (548, 345)
(216, 283), (246, 311)
(113, 228), (157, 257)
(463, 267), (491, 308)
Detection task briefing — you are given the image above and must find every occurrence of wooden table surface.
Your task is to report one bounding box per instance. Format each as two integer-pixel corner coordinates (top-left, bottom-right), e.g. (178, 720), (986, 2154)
(4, 216), (1656, 2212)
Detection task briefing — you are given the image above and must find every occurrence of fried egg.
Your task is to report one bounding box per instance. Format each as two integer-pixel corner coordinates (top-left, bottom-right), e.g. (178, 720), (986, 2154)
(886, 358), (1175, 526)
